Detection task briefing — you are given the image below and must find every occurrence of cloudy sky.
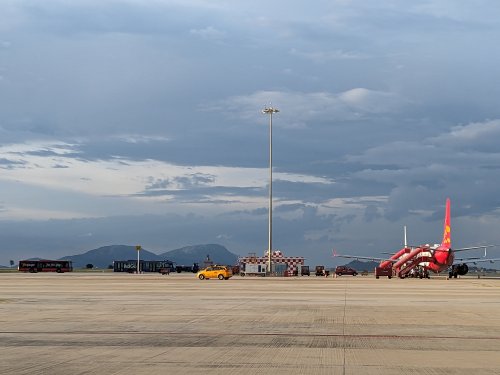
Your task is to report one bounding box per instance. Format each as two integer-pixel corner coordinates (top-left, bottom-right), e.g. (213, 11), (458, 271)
(1, 0), (500, 266)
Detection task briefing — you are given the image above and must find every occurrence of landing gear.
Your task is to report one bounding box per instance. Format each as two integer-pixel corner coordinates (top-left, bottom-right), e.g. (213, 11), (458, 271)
(448, 264), (468, 279)
(404, 267), (429, 279)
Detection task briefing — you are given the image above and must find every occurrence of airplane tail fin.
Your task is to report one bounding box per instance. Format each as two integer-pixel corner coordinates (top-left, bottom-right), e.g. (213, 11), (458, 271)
(441, 198), (451, 248)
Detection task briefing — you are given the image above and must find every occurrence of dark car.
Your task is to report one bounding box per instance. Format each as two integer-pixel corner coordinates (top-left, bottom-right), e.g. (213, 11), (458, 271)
(335, 265), (358, 276)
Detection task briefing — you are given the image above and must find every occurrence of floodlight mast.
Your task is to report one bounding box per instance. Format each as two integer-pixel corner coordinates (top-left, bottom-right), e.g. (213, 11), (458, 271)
(136, 245), (141, 274)
(262, 106), (279, 275)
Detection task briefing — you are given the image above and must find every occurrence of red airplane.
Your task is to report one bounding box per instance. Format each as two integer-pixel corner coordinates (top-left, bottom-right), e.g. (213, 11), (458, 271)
(333, 198), (499, 278)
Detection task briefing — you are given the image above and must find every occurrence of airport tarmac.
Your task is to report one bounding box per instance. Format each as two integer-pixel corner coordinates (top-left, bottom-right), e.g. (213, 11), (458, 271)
(1, 272), (500, 375)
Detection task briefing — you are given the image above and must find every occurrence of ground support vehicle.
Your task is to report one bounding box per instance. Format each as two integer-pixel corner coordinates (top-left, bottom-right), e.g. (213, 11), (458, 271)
(301, 265), (310, 276)
(335, 265), (358, 276)
(375, 266), (393, 279)
(159, 268), (171, 275)
(315, 265), (328, 276)
(175, 263), (200, 273)
(240, 263), (267, 277)
(231, 265), (240, 275)
(404, 267), (430, 279)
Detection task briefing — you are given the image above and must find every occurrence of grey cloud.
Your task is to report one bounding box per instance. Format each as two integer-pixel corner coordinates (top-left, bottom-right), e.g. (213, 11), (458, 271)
(289, 48), (370, 63)
(14, 2), (195, 36)
(223, 207), (268, 217)
(430, 119), (500, 152)
(340, 118), (500, 221)
(145, 178), (170, 190)
(0, 158), (25, 169)
(274, 203), (309, 213)
(2, 1), (500, 265)
(207, 89), (410, 129)
(364, 204), (382, 222)
(145, 174), (216, 191)
(190, 26), (226, 42)
(137, 185), (265, 201)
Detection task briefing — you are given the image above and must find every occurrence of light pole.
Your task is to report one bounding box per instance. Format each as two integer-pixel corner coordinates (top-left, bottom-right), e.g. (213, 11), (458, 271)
(136, 245), (141, 274)
(262, 106), (279, 275)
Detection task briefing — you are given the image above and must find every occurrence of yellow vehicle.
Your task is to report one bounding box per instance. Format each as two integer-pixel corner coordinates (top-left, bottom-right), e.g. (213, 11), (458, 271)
(196, 265), (232, 280)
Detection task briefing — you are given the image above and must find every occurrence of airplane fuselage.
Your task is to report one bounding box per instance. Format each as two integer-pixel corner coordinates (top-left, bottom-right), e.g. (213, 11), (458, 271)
(335, 198), (494, 279)
(410, 245), (454, 273)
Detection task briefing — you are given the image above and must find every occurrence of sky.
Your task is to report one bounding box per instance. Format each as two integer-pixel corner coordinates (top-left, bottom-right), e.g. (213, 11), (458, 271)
(1, 0), (500, 267)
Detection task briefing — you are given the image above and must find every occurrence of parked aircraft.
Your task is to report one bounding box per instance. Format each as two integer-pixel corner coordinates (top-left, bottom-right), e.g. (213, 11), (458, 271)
(333, 198), (499, 278)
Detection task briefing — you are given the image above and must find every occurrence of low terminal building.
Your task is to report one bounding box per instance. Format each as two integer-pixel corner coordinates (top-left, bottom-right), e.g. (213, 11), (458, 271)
(238, 250), (305, 276)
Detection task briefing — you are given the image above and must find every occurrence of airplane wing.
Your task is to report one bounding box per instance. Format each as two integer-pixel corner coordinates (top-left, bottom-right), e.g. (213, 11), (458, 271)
(452, 245), (498, 252)
(332, 250), (396, 263)
(453, 243), (500, 264)
(454, 257), (500, 265)
(451, 244), (500, 265)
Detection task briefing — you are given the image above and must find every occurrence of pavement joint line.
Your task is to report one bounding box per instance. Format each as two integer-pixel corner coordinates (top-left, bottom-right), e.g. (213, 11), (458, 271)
(1, 331), (500, 340)
(341, 278), (347, 375)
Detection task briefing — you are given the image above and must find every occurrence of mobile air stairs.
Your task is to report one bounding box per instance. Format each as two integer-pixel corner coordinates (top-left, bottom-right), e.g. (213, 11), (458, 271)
(376, 246), (432, 279)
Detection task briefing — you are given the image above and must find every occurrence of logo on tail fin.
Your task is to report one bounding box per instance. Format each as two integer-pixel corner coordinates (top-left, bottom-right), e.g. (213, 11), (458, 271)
(441, 198), (451, 248)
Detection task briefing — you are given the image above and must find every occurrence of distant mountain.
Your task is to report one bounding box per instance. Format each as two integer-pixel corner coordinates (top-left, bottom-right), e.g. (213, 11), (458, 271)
(58, 244), (239, 269)
(159, 244), (238, 266)
(344, 260), (379, 271)
(60, 245), (162, 268)
(469, 266), (499, 273)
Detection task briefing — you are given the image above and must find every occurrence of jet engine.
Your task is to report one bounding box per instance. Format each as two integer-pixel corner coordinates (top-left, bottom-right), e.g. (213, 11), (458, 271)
(449, 263), (468, 278)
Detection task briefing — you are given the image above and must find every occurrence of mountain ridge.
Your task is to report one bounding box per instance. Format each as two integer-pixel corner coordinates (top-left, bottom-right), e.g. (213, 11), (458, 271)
(59, 244), (240, 268)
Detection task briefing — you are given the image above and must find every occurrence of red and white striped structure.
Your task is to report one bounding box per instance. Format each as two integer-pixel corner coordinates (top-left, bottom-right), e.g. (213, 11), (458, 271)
(238, 250), (305, 275)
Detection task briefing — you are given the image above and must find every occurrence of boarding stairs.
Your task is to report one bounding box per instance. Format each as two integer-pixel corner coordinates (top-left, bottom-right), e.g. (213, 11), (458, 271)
(392, 247), (434, 278)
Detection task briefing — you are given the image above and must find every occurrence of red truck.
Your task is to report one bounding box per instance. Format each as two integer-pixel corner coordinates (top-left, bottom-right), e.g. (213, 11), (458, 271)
(335, 265), (358, 276)
(375, 266), (393, 279)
